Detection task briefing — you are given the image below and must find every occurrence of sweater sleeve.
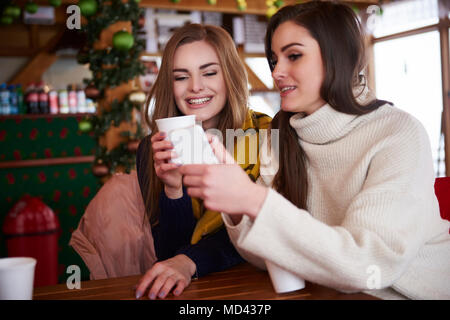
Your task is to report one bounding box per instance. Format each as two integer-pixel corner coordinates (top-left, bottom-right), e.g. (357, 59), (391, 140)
(221, 213), (267, 271)
(136, 135), (151, 202)
(155, 188), (197, 261)
(232, 117), (445, 294)
(136, 135), (196, 260)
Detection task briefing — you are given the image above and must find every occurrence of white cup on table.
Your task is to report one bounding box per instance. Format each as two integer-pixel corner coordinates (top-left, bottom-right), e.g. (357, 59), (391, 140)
(265, 260), (305, 294)
(0, 257), (37, 300)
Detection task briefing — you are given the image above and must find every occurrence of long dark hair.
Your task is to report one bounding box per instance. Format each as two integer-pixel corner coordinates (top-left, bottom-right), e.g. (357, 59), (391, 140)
(266, 1), (382, 210)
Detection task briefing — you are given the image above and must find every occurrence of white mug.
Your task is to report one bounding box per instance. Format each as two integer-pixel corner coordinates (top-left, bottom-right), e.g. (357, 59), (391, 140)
(155, 115), (196, 134)
(266, 260), (305, 294)
(155, 115), (218, 165)
(0, 257), (37, 300)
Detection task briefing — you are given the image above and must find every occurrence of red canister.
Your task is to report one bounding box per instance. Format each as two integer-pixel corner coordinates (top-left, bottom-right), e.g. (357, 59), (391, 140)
(2, 195), (60, 287)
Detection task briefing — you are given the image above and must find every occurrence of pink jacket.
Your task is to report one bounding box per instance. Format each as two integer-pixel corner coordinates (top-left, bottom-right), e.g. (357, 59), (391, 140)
(69, 171), (157, 279)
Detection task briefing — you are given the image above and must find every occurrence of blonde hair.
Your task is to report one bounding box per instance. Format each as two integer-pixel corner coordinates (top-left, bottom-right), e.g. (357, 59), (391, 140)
(143, 24), (249, 225)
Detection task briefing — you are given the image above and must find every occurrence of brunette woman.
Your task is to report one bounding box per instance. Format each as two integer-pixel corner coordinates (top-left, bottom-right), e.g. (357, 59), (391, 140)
(180, 2), (450, 299)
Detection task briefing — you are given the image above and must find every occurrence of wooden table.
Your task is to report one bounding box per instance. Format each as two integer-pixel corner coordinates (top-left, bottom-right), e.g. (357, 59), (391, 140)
(33, 263), (377, 300)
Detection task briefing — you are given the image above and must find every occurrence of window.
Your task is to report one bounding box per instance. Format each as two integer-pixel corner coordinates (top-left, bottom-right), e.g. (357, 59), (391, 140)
(371, 0), (448, 176)
(374, 31), (443, 175)
(371, 0), (439, 38)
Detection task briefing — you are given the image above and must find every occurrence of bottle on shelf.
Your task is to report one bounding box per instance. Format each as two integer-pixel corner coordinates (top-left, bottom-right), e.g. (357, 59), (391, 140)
(76, 85), (87, 113)
(8, 84), (18, 115)
(86, 98), (96, 113)
(25, 83), (39, 114)
(59, 88), (69, 114)
(68, 84), (78, 113)
(15, 84), (25, 114)
(0, 83), (10, 115)
(49, 90), (59, 114)
(37, 81), (49, 114)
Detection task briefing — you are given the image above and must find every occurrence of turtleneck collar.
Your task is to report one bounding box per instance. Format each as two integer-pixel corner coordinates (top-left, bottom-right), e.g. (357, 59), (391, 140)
(288, 86), (375, 145)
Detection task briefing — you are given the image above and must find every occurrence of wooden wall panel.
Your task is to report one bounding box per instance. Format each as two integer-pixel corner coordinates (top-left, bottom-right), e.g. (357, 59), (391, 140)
(0, 25), (30, 49)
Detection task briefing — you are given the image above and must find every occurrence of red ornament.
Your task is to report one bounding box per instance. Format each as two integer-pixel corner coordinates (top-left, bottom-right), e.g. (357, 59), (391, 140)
(127, 139), (140, 153)
(93, 163), (109, 177)
(85, 85), (100, 99)
(138, 15), (145, 29)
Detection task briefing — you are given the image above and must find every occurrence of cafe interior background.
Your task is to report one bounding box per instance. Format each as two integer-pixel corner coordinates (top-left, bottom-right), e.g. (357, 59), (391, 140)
(0, 0), (448, 287)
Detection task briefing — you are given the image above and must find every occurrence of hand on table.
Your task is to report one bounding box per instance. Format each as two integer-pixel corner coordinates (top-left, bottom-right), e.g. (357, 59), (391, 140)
(135, 254), (196, 300)
(151, 132), (183, 199)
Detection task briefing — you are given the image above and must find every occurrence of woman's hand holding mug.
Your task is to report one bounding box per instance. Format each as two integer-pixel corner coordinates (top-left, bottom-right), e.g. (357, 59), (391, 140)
(151, 132), (183, 199)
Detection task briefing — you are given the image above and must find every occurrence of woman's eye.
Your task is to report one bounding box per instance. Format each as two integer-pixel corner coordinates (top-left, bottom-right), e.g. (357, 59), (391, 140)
(174, 75), (188, 81)
(288, 53), (302, 61)
(204, 71), (217, 77)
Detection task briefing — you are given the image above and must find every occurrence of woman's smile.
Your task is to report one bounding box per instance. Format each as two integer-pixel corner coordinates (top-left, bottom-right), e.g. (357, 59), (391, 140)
(185, 96), (213, 108)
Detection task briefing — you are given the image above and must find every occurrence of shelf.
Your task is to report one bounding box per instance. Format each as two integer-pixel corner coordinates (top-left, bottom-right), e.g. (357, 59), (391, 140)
(0, 156), (95, 169)
(0, 113), (95, 120)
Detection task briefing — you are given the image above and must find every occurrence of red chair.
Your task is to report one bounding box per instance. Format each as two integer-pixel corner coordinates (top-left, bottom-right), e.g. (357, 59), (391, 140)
(434, 177), (450, 225)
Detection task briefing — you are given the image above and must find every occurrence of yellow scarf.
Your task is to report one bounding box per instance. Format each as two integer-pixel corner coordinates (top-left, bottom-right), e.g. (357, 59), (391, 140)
(190, 109), (272, 244)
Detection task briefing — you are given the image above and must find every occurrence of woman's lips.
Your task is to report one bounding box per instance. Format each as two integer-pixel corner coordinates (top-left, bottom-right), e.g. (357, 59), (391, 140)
(279, 86), (296, 97)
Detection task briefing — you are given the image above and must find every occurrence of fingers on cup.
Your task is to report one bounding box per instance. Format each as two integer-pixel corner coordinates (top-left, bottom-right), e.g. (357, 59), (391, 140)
(183, 175), (203, 188)
(160, 162), (180, 172)
(185, 187), (203, 199)
(154, 150), (177, 162)
(208, 138), (234, 165)
(151, 132), (166, 141)
(152, 140), (173, 153)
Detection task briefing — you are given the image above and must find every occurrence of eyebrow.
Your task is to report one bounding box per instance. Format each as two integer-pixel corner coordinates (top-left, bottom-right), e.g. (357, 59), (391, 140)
(281, 43), (304, 52)
(173, 62), (219, 73)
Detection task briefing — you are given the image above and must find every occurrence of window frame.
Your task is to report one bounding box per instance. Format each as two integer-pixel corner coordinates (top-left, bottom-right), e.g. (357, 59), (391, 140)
(367, 1), (450, 175)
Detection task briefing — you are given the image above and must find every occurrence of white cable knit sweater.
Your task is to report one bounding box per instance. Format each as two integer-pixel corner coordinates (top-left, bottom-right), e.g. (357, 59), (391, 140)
(222, 100), (450, 300)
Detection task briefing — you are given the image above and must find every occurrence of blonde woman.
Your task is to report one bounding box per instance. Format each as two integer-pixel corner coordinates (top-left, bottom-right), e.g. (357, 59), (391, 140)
(134, 24), (271, 299)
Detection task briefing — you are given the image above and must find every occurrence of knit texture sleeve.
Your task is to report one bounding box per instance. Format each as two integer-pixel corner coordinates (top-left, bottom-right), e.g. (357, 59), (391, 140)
(221, 213), (267, 271)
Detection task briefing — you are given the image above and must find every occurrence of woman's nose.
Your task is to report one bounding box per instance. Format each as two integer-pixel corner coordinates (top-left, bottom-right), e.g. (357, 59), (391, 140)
(272, 61), (286, 81)
(190, 75), (205, 93)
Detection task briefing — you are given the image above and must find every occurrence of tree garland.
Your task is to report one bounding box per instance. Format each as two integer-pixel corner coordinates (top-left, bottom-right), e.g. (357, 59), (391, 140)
(78, 45), (145, 92)
(77, 0), (146, 179)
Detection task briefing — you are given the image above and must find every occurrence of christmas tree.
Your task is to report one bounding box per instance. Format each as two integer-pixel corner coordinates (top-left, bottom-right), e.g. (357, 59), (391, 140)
(76, 0), (146, 182)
